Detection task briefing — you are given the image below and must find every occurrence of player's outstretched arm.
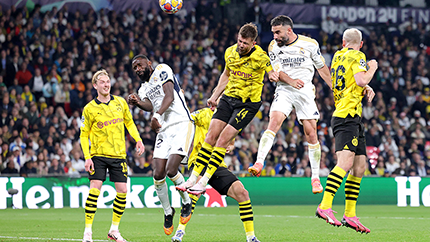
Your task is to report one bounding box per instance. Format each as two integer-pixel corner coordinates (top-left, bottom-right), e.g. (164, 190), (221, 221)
(317, 65), (332, 89)
(128, 93), (153, 112)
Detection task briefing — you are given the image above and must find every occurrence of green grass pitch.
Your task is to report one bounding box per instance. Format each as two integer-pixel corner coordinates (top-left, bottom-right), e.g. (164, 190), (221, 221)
(1, 205), (429, 241)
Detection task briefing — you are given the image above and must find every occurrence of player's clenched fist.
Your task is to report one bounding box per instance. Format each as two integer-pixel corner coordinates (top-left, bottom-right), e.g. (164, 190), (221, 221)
(128, 93), (140, 105)
(367, 59), (378, 71)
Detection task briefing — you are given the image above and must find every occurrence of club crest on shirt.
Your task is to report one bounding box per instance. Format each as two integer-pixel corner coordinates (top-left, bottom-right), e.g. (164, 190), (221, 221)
(300, 48), (305, 55)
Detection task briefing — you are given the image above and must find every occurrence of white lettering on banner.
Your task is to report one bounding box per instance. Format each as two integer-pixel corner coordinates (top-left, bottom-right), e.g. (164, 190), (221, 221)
(98, 185), (116, 208)
(68, 186), (90, 208)
(395, 176), (421, 207)
(322, 6), (430, 24)
(0, 177), (25, 209)
(0, 177), (8, 209)
(419, 11), (429, 24)
(422, 185), (430, 207)
(11, 177), (24, 209)
(52, 187), (63, 208)
(26, 185), (50, 209)
(170, 186), (181, 208)
(126, 179), (145, 208)
(144, 185), (160, 208)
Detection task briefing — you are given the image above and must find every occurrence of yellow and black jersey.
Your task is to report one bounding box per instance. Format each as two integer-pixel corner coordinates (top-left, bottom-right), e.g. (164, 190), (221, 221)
(224, 44), (273, 103)
(188, 108), (227, 169)
(331, 47), (367, 118)
(80, 95), (142, 160)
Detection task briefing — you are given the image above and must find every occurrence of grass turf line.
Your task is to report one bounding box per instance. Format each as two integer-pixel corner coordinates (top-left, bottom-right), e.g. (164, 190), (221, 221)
(1, 205), (429, 242)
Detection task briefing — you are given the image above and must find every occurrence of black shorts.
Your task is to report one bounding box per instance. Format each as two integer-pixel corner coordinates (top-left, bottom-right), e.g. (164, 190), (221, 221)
(90, 156), (128, 182)
(331, 115), (366, 156)
(213, 95), (262, 131)
(195, 165), (238, 196)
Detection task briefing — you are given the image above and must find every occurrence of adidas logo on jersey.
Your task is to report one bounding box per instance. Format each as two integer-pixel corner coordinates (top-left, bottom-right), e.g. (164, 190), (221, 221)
(313, 111), (319, 115)
(178, 147), (183, 152)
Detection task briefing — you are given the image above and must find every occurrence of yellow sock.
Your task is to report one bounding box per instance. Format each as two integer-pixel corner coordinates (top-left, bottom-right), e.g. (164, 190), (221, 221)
(85, 188), (100, 229)
(239, 200), (254, 237)
(189, 194), (199, 214)
(204, 146), (226, 180)
(111, 192), (127, 230)
(192, 142), (214, 177)
(320, 166), (346, 210)
(344, 174), (362, 217)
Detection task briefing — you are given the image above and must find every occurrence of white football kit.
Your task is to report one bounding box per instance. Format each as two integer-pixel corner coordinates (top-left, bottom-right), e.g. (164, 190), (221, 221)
(138, 64), (194, 159)
(268, 35), (326, 123)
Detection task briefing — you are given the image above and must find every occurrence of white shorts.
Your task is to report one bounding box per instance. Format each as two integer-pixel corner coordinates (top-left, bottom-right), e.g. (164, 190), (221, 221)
(270, 84), (319, 124)
(153, 121), (195, 160)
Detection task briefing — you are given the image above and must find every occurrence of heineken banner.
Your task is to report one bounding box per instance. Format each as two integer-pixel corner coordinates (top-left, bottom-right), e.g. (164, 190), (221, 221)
(1, 176), (429, 209)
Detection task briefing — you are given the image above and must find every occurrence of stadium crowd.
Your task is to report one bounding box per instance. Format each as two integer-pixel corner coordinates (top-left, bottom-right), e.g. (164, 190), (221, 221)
(0, 2), (430, 178)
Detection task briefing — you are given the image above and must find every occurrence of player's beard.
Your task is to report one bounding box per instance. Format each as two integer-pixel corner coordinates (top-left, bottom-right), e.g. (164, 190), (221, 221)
(236, 46), (250, 56)
(276, 35), (289, 47)
(137, 67), (151, 82)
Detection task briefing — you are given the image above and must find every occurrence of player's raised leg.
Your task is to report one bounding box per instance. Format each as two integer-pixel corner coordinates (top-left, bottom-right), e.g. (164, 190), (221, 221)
(302, 119), (323, 194)
(169, 171), (192, 224)
(250, 110), (286, 177)
(171, 194), (199, 242)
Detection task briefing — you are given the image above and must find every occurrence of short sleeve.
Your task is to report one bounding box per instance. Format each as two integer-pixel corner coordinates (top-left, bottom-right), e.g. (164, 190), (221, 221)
(351, 52), (367, 75)
(261, 52), (273, 73)
(311, 42), (326, 69)
(191, 110), (201, 126)
(155, 64), (175, 85)
(137, 84), (147, 101)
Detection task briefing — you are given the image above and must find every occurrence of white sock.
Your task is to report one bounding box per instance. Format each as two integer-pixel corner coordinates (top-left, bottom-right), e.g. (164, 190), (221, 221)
(199, 176), (209, 187)
(154, 177), (172, 215)
(256, 130), (276, 165)
(308, 142), (321, 179)
(84, 227), (92, 233)
(169, 172), (191, 204)
(187, 173), (198, 185)
(109, 224), (118, 231)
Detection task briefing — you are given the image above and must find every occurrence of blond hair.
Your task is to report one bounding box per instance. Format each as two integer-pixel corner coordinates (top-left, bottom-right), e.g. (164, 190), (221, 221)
(91, 69), (109, 85)
(343, 28), (362, 46)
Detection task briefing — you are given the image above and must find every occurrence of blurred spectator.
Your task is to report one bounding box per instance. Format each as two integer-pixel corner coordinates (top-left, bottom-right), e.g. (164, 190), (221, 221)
(133, 156), (153, 175)
(0, 3), (429, 178)
(48, 158), (64, 174)
(20, 160), (37, 177)
(2, 160), (19, 174)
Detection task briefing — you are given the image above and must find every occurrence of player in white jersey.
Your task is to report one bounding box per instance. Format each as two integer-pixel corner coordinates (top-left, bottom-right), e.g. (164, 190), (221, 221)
(248, 15), (332, 194)
(129, 55), (194, 235)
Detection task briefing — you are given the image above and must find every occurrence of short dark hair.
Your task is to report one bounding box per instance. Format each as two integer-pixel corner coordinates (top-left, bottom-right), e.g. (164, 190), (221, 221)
(271, 15), (294, 28)
(132, 54), (149, 63)
(239, 23), (258, 41)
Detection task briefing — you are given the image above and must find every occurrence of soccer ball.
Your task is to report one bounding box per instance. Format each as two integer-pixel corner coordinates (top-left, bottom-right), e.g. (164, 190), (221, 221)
(159, 0), (183, 14)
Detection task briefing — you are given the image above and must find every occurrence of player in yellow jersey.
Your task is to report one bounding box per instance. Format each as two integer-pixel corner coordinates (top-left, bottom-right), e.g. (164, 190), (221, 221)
(179, 23), (274, 242)
(80, 70), (145, 242)
(315, 28), (377, 234)
(173, 101), (260, 242)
